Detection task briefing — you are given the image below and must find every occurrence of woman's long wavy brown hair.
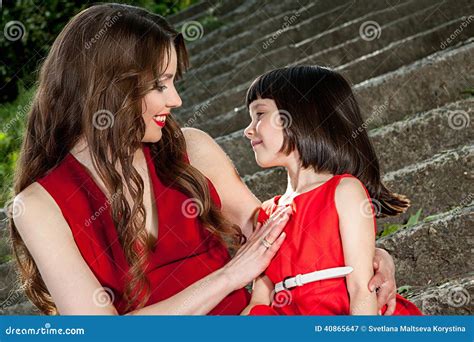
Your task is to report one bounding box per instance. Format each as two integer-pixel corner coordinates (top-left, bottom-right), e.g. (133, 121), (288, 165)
(9, 3), (245, 315)
(246, 65), (410, 217)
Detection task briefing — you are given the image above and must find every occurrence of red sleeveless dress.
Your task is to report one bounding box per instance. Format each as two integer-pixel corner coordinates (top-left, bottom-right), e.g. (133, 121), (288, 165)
(37, 143), (250, 314)
(248, 174), (422, 316)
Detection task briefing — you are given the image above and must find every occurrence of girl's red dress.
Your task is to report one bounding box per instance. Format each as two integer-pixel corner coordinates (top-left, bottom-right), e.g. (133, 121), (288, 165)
(248, 174), (422, 316)
(37, 143), (249, 314)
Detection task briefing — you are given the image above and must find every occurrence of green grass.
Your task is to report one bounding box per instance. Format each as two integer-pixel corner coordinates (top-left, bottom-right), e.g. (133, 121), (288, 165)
(0, 86), (35, 207)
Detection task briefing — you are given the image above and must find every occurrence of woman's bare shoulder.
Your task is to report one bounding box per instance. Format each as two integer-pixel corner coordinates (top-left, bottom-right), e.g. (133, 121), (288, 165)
(13, 182), (70, 237)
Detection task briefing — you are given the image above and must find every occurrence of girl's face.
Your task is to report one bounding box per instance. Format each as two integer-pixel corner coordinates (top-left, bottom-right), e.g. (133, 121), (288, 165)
(244, 98), (291, 168)
(141, 45), (182, 143)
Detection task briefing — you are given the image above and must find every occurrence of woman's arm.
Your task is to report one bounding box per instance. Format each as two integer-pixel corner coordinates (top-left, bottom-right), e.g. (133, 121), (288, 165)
(183, 128), (398, 312)
(335, 177), (378, 315)
(13, 182), (291, 315)
(240, 274), (274, 315)
(182, 128), (261, 239)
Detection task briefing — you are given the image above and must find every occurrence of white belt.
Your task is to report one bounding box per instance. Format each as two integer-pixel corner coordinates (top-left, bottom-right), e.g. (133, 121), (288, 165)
(274, 266), (353, 293)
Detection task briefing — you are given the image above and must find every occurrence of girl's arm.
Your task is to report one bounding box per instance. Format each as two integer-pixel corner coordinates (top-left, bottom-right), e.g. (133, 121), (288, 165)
(335, 177), (378, 315)
(183, 127), (397, 312)
(240, 274), (274, 315)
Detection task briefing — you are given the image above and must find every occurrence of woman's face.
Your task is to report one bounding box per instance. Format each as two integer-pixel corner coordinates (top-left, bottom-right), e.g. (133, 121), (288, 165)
(244, 98), (290, 168)
(141, 45), (182, 143)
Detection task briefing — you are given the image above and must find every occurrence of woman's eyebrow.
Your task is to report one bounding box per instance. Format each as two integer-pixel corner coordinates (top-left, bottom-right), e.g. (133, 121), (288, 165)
(159, 73), (174, 80)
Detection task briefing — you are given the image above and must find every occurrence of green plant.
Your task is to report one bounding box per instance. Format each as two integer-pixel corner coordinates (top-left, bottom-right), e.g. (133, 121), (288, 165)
(376, 208), (422, 238)
(0, 86), (35, 207)
(199, 14), (225, 32)
(397, 285), (415, 298)
(0, 0), (198, 103)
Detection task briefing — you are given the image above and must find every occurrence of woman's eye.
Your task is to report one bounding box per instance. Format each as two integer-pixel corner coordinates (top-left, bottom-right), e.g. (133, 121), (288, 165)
(256, 112), (264, 117)
(154, 82), (167, 92)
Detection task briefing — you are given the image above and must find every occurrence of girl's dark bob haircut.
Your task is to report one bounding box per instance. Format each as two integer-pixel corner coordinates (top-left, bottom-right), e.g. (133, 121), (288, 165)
(246, 65), (410, 217)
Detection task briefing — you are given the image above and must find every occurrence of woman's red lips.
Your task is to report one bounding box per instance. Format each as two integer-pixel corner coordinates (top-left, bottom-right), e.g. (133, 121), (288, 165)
(152, 114), (169, 128)
(251, 140), (263, 147)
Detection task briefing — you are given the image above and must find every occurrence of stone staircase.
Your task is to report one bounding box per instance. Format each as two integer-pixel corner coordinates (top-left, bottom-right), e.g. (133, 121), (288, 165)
(172, 0), (473, 315)
(0, 0), (472, 315)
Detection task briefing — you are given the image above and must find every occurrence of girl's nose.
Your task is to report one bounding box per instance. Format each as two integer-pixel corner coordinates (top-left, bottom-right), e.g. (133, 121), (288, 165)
(244, 124), (254, 139)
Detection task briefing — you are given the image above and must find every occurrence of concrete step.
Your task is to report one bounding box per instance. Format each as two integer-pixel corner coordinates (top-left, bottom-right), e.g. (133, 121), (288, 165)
(196, 40), (474, 138)
(181, 0), (430, 100)
(177, 0), (472, 124)
(181, 0), (421, 92)
(243, 144), (473, 226)
(0, 300), (40, 315)
(410, 274), (473, 315)
(169, 0), (249, 27)
(186, 15), (474, 113)
(376, 205), (473, 288)
(167, 1), (215, 25)
(0, 261), (22, 304)
(187, 0), (315, 58)
(217, 98), (473, 178)
(189, 0), (350, 67)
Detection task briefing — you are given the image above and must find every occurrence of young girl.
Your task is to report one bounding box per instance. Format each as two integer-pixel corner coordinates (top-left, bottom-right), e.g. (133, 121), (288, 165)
(241, 65), (422, 315)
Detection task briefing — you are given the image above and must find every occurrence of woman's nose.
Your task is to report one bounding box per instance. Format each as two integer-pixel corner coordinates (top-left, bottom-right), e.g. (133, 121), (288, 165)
(167, 87), (182, 109)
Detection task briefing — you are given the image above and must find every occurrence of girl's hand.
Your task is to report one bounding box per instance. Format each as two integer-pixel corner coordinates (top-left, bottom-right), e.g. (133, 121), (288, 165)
(223, 206), (292, 291)
(369, 248), (397, 315)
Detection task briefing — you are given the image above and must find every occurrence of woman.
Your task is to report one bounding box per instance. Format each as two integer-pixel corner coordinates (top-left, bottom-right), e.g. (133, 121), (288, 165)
(9, 3), (397, 315)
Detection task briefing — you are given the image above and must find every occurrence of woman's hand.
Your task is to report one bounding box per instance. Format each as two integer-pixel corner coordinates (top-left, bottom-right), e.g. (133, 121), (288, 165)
(223, 206), (292, 291)
(369, 248), (397, 315)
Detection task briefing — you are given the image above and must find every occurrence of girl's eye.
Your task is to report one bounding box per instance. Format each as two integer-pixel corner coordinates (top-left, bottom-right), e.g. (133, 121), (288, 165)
(256, 112), (264, 118)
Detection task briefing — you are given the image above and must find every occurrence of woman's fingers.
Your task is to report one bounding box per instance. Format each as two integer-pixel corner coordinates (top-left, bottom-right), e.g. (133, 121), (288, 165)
(384, 294), (397, 316)
(257, 207), (292, 238)
(261, 216), (290, 247)
(264, 232), (286, 258)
